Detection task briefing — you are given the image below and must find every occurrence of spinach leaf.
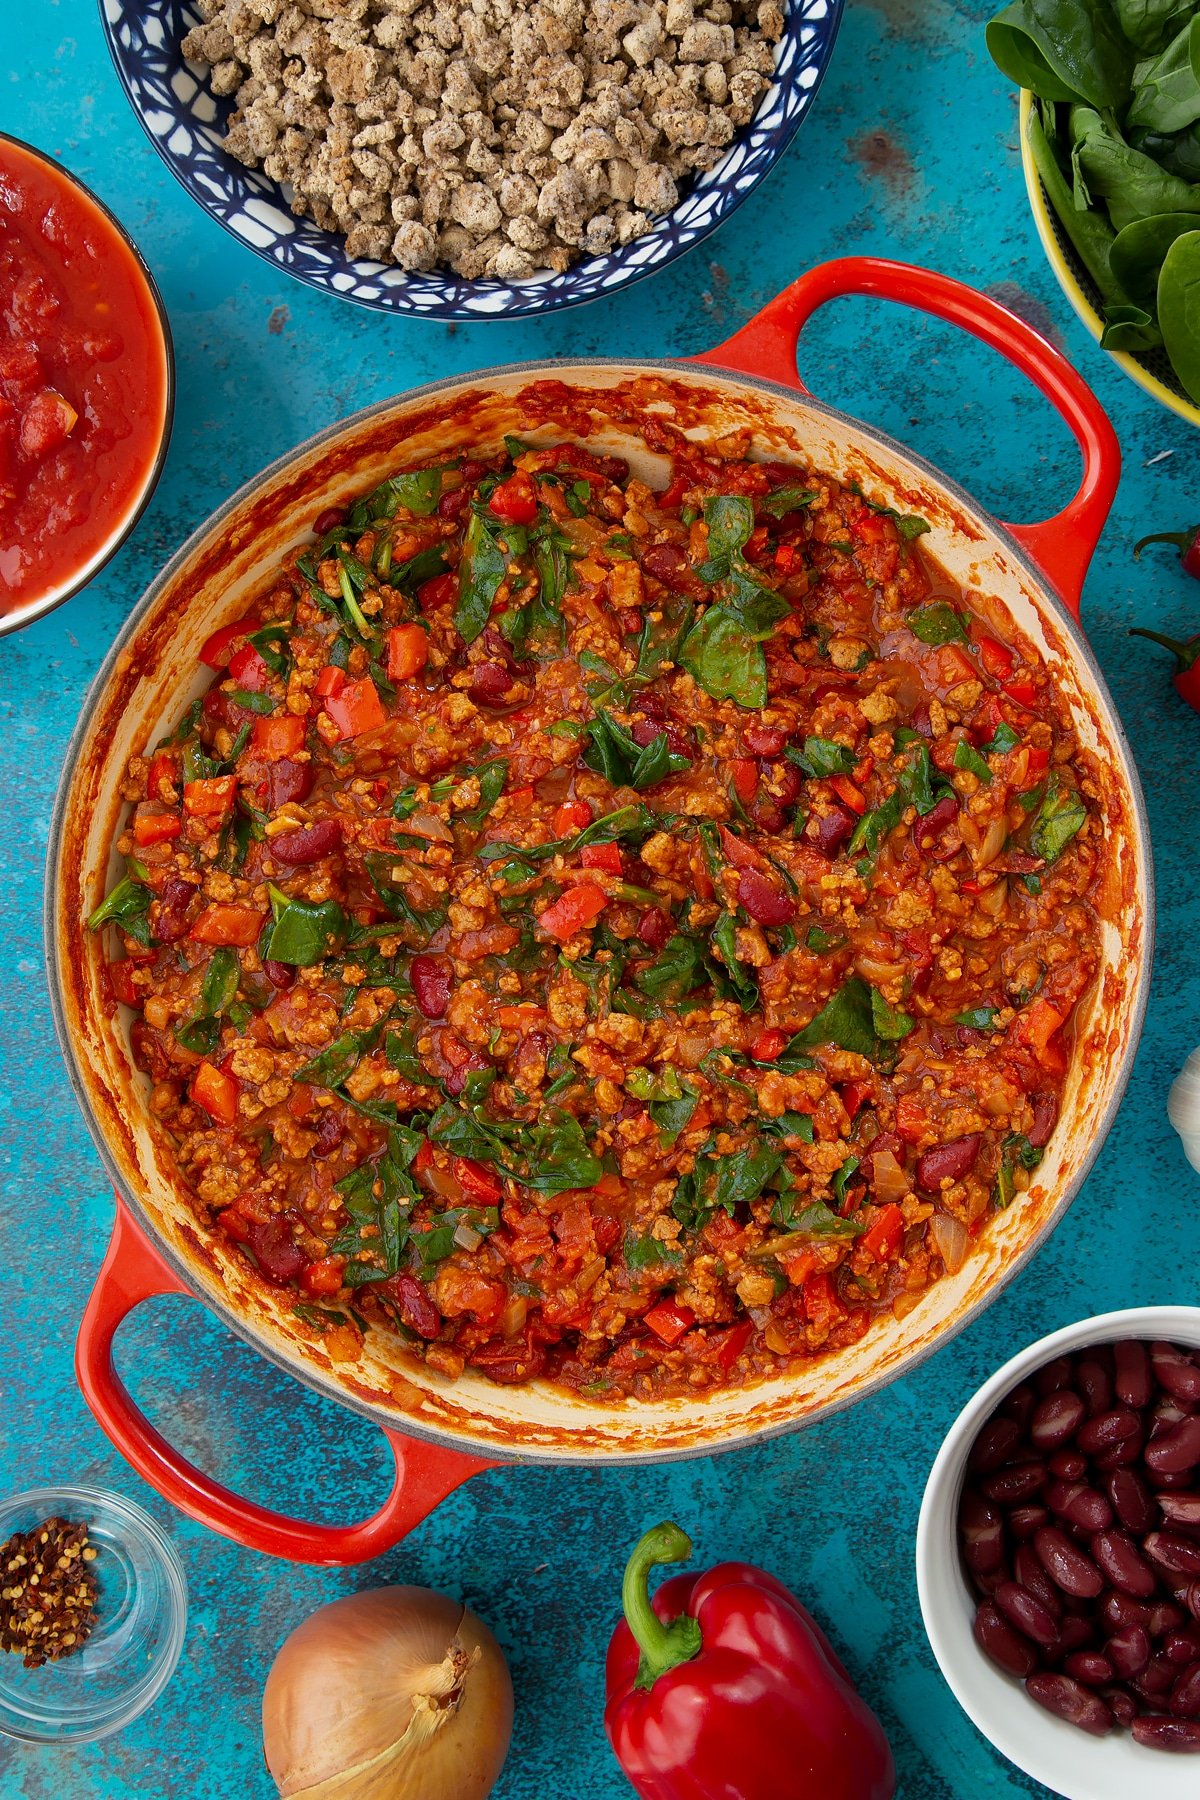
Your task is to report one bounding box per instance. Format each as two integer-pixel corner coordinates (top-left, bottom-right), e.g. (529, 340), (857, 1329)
(635, 934), (708, 1003)
(87, 871), (154, 947)
(264, 886), (348, 966)
(1028, 106), (1139, 313)
(987, 1), (1134, 110)
(1117, 0), (1191, 52)
(831, 1155), (862, 1206)
(626, 1066), (699, 1145)
(697, 494), (754, 578)
(848, 788), (905, 858)
(479, 803), (659, 869)
(295, 1020), (385, 1090)
(428, 1103), (602, 1196)
(1029, 780), (1087, 861)
(982, 720), (1021, 755)
(758, 484), (816, 518)
(582, 709), (689, 791)
(786, 736), (856, 778)
(955, 1005), (1001, 1031)
(786, 975), (914, 1062)
(954, 739), (993, 783)
(333, 1125), (426, 1283)
(625, 1234), (684, 1270)
(760, 1111), (815, 1142)
(175, 947), (240, 1056)
(414, 1206), (499, 1275)
(1127, 16), (1200, 132)
(248, 620), (292, 676)
(1158, 226), (1200, 399)
(455, 510), (506, 643)
(777, 1199), (863, 1239)
(1073, 102), (1200, 230)
(394, 543), (451, 596)
(994, 1131), (1045, 1208)
(363, 853), (446, 941)
(462, 760), (508, 829)
(806, 926), (839, 952)
(907, 602), (970, 645)
(713, 1140), (784, 1213)
(360, 467), (443, 520)
(710, 912), (759, 1012)
(678, 584), (789, 711)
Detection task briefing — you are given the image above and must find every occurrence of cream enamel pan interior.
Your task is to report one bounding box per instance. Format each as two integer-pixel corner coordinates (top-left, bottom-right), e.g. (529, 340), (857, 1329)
(48, 357), (1152, 1464)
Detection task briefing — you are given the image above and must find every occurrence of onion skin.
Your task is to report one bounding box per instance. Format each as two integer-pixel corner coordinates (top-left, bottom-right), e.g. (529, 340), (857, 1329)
(262, 1586), (512, 1800)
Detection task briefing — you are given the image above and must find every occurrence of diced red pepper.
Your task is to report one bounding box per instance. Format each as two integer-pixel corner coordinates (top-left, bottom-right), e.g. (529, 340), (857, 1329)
(840, 1078), (872, 1120)
(644, 1299), (697, 1346)
(774, 541), (797, 574)
(974, 632), (1015, 680)
(732, 758), (758, 805)
(324, 676), (386, 740)
(227, 644), (271, 692)
(454, 1157), (502, 1204)
(1003, 677), (1038, 706)
(300, 1256), (346, 1296)
(190, 903), (265, 947)
(937, 644), (978, 688)
(803, 1268), (846, 1327)
(713, 1318), (754, 1370)
(895, 1093), (929, 1146)
(780, 1248), (818, 1288)
(581, 842), (622, 874)
(147, 751), (177, 798)
(183, 775), (237, 822)
(133, 809), (182, 847)
(829, 773), (866, 815)
(387, 623), (429, 682)
(538, 882), (608, 941)
(190, 1060), (239, 1125)
(959, 877), (982, 895)
(314, 664), (347, 700)
(1026, 745), (1050, 774)
(251, 714), (306, 760)
(106, 959), (138, 1006)
(553, 800), (593, 836)
(199, 617), (258, 670)
(411, 1138), (435, 1177)
(418, 572), (456, 610)
(488, 472), (539, 525)
(749, 1028), (787, 1063)
(861, 1203), (904, 1262)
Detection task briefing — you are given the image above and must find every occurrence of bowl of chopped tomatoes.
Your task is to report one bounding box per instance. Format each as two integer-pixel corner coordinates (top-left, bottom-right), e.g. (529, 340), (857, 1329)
(47, 257), (1151, 1565)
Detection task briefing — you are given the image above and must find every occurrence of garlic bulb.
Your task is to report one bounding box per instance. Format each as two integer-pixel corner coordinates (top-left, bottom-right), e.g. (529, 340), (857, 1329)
(1167, 1047), (1200, 1173)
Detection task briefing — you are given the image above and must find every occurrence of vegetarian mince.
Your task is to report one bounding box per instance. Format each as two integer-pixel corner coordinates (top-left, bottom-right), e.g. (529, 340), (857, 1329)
(90, 420), (1106, 1399)
(181, 0), (782, 277)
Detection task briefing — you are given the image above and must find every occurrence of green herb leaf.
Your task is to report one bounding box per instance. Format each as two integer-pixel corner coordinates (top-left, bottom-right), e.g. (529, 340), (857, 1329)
(582, 709), (688, 791)
(462, 760), (508, 829)
(635, 934), (708, 1003)
(955, 1006), (1001, 1031)
(1029, 780), (1086, 862)
(758, 485), (816, 518)
(428, 1103), (602, 1196)
(710, 912), (759, 1012)
(982, 721), (1021, 755)
(954, 739), (993, 783)
(455, 510), (506, 643)
(994, 1130), (1045, 1208)
(264, 889), (348, 966)
(786, 736), (857, 779)
(831, 1155), (862, 1205)
(907, 602), (970, 645)
(87, 872), (154, 948)
(625, 1234), (684, 1271)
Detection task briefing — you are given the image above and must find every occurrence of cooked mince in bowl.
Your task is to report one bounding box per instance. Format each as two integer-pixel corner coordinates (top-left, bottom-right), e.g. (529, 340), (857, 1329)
(89, 425), (1104, 1399)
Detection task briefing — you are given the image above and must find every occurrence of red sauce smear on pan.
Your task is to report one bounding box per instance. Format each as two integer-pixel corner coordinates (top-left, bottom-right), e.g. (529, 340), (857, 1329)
(0, 136), (170, 614)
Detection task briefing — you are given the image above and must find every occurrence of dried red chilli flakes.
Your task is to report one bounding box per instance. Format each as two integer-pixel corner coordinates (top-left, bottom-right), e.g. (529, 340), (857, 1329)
(0, 1517), (99, 1669)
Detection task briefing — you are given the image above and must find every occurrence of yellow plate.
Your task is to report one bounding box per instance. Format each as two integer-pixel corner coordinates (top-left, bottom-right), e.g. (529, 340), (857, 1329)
(1019, 88), (1200, 429)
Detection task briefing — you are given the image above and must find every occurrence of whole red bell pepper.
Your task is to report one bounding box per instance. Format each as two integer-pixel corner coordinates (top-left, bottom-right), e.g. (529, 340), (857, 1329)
(604, 1521), (896, 1800)
(1128, 625), (1200, 713)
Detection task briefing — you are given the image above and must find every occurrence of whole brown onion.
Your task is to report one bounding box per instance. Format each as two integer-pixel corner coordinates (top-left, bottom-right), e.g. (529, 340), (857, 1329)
(262, 1586), (512, 1800)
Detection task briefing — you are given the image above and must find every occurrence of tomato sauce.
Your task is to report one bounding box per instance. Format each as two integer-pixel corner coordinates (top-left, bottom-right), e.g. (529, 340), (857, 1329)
(0, 135), (171, 616)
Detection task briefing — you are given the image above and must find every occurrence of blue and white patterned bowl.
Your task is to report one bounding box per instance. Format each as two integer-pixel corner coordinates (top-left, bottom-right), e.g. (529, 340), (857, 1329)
(98, 0), (844, 320)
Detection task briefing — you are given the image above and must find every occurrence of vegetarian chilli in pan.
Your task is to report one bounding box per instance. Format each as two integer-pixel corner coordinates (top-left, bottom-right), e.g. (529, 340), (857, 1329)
(88, 419), (1105, 1401)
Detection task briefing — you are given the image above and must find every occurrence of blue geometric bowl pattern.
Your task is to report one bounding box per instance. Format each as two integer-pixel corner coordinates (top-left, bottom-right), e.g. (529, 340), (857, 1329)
(99, 0), (844, 320)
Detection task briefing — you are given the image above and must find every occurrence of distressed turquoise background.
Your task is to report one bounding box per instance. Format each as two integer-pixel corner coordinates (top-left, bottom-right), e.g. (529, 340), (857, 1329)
(3, 1), (1199, 1795)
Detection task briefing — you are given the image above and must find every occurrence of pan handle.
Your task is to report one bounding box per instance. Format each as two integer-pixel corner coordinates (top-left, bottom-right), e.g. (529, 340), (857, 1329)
(692, 255), (1120, 621)
(75, 1197), (495, 1565)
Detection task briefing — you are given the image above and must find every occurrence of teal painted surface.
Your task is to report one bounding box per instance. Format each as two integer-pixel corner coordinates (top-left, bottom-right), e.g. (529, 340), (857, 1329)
(2, 2), (1198, 1796)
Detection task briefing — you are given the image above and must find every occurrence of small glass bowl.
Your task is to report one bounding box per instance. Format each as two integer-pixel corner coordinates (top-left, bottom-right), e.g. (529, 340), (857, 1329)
(0, 1486), (187, 1743)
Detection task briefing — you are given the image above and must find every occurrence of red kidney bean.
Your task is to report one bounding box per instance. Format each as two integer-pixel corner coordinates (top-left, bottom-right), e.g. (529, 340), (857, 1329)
(1035, 1526), (1105, 1599)
(1077, 1407), (1142, 1455)
(1077, 1358), (1114, 1416)
(1132, 1714), (1200, 1750)
(1056, 1615), (1095, 1655)
(1103, 1591), (1153, 1631)
(1035, 1355), (1075, 1397)
(386, 1272), (442, 1339)
(1106, 1624), (1152, 1679)
(263, 957), (296, 990)
(983, 1462), (1048, 1505)
(469, 661), (517, 705)
(1092, 1529), (1158, 1597)
(1027, 1090), (1058, 1148)
(1163, 1630), (1200, 1664)
(247, 1218), (306, 1285)
(1170, 1663), (1200, 1718)
(970, 1413), (1022, 1471)
(1048, 1450), (1087, 1481)
(809, 803), (857, 856)
(1151, 1399), (1195, 1438)
(1113, 1339), (1153, 1410)
(153, 875), (195, 943)
(1015, 1544), (1063, 1616)
(1147, 1532), (1200, 1577)
(973, 1601), (1038, 1678)
(916, 1133), (980, 1191)
(1140, 1653), (1180, 1699)
(637, 906), (672, 950)
(410, 953), (452, 1019)
(1047, 1480), (1112, 1533)
(1002, 1383), (1037, 1430)
(972, 1565), (1009, 1596)
(959, 1489), (1007, 1577)
(1008, 1504), (1051, 1541)
(1150, 1467), (1197, 1492)
(1179, 1581), (1200, 1624)
(995, 1581), (1061, 1647)
(1094, 1435), (1145, 1470)
(1106, 1468), (1158, 1533)
(312, 1109), (343, 1157)
(1062, 1650), (1113, 1687)
(270, 818), (343, 865)
(1031, 1390), (1086, 1452)
(1103, 1687), (1137, 1727)
(1025, 1672), (1114, 1735)
(264, 757), (313, 810)
(1150, 1602), (1187, 1638)
(1153, 1343), (1200, 1405)
(1147, 1414), (1200, 1477)
(1160, 1494), (1200, 1528)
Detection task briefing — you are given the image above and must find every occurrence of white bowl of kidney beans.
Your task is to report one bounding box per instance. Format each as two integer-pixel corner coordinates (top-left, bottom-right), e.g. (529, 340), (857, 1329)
(916, 1307), (1200, 1797)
